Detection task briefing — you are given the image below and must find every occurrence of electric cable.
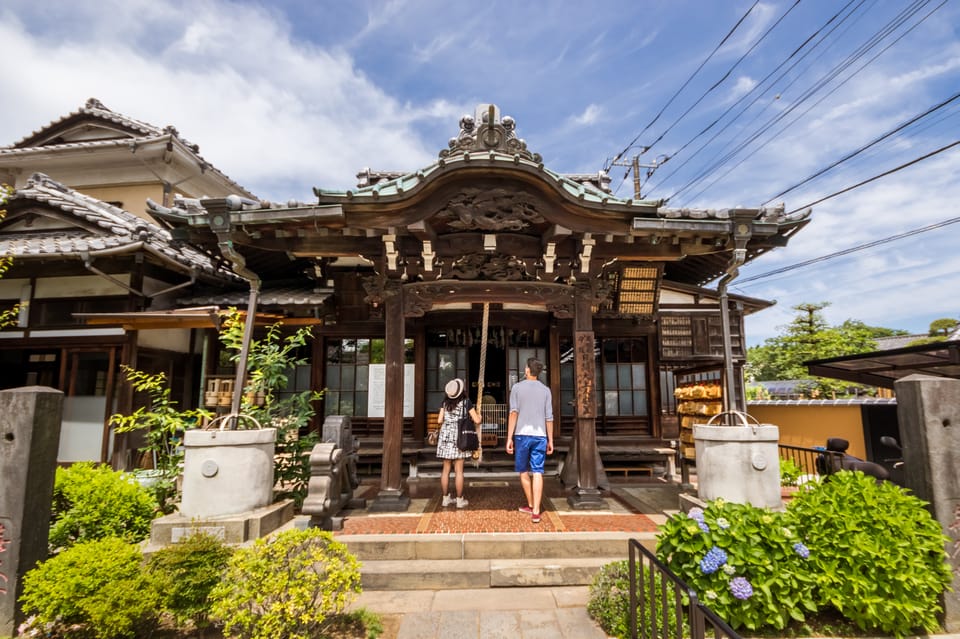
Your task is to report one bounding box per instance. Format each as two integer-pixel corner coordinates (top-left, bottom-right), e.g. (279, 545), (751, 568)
(736, 214), (960, 284)
(605, 0), (760, 172)
(761, 89), (960, 205)
(672, 0), (943, 205)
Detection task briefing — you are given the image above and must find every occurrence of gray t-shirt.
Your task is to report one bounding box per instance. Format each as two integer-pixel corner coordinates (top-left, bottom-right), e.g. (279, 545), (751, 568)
(509, 379), (554, 438)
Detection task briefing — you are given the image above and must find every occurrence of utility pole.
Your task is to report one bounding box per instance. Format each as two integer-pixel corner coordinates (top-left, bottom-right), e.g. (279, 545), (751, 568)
(609, 154), (668, 199)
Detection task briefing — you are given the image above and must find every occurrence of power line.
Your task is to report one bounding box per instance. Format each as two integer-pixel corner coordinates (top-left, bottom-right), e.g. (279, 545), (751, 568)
(786, 137), (960, 214)
(639, 0), (802, 158)
(671, 0), (943, 206)
(761, 89), (960, 205)
(644, 0), (868, 195)
(605, 0), (760, 171)
(737, 214), (960, 284)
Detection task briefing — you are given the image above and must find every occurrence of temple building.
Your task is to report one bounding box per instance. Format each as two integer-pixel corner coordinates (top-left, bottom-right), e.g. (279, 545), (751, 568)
(0, 100), (809, 508)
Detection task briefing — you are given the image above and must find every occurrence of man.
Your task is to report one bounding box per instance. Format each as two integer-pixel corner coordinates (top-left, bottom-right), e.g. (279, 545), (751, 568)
(506, 357), (554, 524)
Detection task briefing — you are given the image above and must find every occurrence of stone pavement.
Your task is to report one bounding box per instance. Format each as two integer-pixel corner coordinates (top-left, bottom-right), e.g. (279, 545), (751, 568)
(354, 586), (609, 639)
(334, 476), (685, 639)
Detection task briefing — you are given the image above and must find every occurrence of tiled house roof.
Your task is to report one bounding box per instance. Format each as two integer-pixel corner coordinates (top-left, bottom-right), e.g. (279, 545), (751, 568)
(3, 173), (237, 280)
(1, 98), (255, 199)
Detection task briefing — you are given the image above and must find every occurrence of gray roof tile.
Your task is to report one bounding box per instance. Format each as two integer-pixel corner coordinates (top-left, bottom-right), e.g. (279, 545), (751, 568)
(2, 173), (235, 279)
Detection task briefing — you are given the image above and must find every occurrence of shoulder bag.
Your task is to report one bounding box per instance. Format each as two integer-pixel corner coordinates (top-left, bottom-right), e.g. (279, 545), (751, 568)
(456, 403), (479, 451)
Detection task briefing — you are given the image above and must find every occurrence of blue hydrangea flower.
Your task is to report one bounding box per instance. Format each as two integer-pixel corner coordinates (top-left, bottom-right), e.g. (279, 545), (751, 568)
(688, 507), (705, 522)
(716, 517), (730, 529)
(793, 542), (810, 559)
(698, 520), (711, 533)
(699, 546), (728, 574)
(730, 577), (754, 600)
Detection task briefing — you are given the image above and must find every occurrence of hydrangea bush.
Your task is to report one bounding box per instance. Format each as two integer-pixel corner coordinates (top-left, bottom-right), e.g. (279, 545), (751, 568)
(787, 471), (952, 636)
(650, 471), (953, 637)
(656, 500), (817, 631)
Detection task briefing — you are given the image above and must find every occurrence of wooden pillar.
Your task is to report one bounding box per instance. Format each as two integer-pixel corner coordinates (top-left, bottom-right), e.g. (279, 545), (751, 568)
(567, 282), (608, 509)
(370, 281), (410, 511)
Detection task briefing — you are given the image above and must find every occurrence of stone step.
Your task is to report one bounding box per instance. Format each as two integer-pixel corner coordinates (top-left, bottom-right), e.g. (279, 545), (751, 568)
(359, 557), (627, 590)
(339, 531), (657, 562)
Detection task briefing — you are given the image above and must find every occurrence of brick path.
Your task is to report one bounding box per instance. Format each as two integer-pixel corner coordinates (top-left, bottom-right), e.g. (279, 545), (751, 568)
(335, 476), (665, 535)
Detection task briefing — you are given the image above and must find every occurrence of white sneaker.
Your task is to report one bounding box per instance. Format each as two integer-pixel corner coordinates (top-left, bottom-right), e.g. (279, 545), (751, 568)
(456, 496), (469, 509)
(441, 495), (454, 507)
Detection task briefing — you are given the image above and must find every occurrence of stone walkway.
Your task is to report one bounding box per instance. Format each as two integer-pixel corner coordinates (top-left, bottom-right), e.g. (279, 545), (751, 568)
(355, 586), (607, 639)
(336, 477), (683, 638)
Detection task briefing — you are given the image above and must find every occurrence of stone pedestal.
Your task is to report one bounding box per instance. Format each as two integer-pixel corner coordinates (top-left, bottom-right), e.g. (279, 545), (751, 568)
(693, 423), (780, 509)
(0, 387), (63, 636)
(895, 374), (960, 631)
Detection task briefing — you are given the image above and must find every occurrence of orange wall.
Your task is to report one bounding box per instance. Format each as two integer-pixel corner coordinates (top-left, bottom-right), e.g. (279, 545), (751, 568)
(746, 404), (866, 459)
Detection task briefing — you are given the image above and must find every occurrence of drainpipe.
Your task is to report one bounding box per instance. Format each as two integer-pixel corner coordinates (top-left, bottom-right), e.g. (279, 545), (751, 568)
(219, 242), (260, 428)
(718, 256), (744, 418)
(719, 210), (756, 419)
(204, 197), (262, 429)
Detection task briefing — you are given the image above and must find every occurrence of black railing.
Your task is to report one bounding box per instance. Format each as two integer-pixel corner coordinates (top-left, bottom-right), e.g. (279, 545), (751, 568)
(628, 539), (742, 639)
(778, 444), (845, 480)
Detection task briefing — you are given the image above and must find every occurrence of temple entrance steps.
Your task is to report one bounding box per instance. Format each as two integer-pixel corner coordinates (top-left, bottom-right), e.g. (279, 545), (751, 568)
(341, 532), (658, 590)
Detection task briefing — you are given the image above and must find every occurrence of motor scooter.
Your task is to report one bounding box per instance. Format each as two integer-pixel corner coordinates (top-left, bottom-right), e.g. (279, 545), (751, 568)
(815, 437), (889, 481)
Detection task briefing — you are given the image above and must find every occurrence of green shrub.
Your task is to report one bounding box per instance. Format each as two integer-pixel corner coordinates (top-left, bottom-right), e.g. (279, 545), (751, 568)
(209, 527), (362, 639)
(19, 537), (159, 639)
(49, 462), (158, 552)
(656, 500), (817, 631)
(111, 367), (210, 513)
(145, 530), (233, 631)
(787, 470), (952, 636)
(587, 559), (685, 639)
(780, 457), (803, 486)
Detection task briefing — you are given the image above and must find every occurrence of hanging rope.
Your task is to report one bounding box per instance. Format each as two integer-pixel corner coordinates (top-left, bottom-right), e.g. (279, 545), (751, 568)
(477, 302), (490, 406)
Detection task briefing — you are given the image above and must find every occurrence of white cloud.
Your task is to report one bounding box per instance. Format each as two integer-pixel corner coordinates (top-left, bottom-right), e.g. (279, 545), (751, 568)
(569, 104), (603, 127)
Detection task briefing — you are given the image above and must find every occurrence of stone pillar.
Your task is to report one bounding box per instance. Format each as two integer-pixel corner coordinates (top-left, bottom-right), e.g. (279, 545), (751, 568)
(567, 283), (608, 510)
(0, 387), (64, 636)
(371, 282), (410, 512)
(894, 374), (960, 631)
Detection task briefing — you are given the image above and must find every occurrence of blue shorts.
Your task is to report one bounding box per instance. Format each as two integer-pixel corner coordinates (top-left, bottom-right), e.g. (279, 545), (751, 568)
(514, 435), (547, 474)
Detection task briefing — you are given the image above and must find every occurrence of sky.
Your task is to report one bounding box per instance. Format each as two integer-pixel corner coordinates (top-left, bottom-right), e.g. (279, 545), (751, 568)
(1, 0), (958, 345)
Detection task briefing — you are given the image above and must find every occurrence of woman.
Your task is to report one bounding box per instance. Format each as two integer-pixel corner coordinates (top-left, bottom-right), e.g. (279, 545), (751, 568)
(436, 378), (481, 508)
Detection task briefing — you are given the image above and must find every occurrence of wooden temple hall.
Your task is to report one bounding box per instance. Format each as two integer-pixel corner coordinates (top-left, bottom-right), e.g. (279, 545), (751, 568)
(143, 104), (810, 509)
(0, 101), (809, 509)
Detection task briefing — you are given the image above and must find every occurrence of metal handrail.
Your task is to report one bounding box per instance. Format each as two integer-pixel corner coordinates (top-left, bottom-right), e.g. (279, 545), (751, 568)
(628, 539), (742, 639)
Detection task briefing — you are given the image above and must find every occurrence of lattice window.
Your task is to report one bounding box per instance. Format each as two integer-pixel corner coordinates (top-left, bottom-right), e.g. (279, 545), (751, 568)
(595, 265), (661, 316)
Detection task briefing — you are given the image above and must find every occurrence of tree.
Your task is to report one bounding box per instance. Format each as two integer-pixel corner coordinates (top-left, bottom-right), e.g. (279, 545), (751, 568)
(0, 185), (19, 328)
(928, 318), (959, 337)
(745, 303), (898, 398)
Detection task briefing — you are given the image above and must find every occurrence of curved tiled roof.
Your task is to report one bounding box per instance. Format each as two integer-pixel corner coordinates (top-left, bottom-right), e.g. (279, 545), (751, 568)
(11, 98), (163, 148)
(2, 98), (254, 199)
(2, 173), (236, 280)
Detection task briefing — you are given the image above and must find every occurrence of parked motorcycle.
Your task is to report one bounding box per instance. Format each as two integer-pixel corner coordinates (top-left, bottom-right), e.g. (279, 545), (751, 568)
(815, 437), (890, 481)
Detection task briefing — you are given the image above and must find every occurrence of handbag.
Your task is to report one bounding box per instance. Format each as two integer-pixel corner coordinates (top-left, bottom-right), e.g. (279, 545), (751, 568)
(456, 407), (479, 451)
(427, 429), (439, 446)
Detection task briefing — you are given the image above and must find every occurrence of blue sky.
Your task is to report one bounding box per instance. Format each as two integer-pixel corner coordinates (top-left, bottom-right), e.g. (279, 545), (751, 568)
(2, 0), (958, 344)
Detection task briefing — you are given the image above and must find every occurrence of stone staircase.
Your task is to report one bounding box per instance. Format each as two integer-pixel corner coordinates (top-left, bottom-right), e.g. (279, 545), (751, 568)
(340, 531), (659, 590)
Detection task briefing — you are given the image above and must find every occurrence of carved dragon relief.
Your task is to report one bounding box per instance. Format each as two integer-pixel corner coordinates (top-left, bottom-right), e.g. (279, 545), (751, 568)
(446, 252), (533, 281)
(436, 188), (545, 232)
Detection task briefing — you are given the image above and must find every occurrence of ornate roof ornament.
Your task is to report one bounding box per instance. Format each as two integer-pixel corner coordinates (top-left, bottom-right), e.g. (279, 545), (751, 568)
(439, 104), (542, 163)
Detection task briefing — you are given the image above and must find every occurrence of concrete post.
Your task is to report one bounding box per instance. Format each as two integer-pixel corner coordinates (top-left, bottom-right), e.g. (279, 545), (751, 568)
(894, 374), (960, 631)
(0, 387), (64, 636)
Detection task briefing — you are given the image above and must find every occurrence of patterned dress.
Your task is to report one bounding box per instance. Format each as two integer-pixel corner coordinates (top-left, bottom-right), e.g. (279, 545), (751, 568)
(436, 399), (473, 460)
